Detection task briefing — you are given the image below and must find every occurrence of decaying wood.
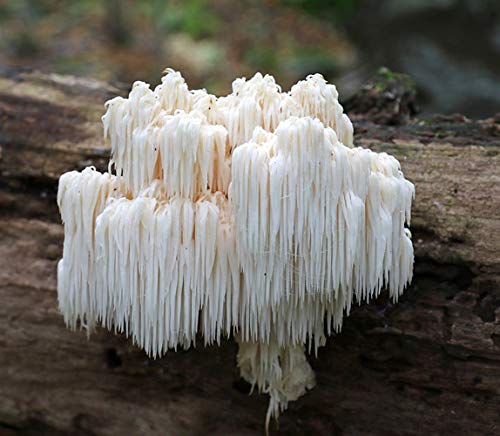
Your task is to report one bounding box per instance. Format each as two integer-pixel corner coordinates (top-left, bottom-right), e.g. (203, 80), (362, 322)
(0, 71), (499, 436)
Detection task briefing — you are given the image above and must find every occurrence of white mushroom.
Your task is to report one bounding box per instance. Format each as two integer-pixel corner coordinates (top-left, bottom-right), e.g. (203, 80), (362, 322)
(57, 69), (414, 432)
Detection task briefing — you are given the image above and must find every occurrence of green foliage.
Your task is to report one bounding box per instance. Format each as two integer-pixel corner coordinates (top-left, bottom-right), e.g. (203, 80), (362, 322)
(244, 47), (278, 71)
(284, 47), (338, 76)
(8, 32), (40, 57)
(139, 0), (220, 39)
(0, 0), (357, 90)
(283, 0), (358, 22)
(0, 0), (101, 22)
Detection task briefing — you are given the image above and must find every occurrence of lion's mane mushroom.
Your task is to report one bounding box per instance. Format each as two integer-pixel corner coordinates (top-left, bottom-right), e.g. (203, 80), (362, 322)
(57, 69), (414, 429)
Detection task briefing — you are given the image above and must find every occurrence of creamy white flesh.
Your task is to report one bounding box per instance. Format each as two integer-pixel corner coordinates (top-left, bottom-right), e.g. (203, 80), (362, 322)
(58, 70), (414, 426)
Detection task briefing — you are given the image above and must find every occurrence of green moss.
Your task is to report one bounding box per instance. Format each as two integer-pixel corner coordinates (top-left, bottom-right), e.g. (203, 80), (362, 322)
(377, 67), (395, 81)
(375, 67), (416, 93)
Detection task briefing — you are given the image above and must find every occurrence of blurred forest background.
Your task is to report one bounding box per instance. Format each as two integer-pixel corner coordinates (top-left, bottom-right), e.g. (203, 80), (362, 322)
(0, 0), (499, 118)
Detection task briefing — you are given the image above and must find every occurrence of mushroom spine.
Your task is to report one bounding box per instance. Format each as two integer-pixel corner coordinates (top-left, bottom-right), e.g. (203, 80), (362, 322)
(57, 69), (414, 429)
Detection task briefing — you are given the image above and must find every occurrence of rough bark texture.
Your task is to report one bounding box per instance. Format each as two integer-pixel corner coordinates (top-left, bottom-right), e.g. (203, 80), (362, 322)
(0, 71), (499, 436)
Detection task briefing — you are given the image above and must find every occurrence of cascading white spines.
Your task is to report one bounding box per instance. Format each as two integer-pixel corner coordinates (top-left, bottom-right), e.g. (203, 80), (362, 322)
(58, 68), (414, 425)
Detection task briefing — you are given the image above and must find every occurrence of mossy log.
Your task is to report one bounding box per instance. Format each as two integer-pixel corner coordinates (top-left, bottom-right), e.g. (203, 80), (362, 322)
(0, 70), (499, 436)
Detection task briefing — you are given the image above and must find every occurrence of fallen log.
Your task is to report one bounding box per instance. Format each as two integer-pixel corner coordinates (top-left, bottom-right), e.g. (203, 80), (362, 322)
(0, 70), (499, 436)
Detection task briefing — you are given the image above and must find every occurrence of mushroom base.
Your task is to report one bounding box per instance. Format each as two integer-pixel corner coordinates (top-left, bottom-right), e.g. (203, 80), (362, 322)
(236, 337), (316, 434)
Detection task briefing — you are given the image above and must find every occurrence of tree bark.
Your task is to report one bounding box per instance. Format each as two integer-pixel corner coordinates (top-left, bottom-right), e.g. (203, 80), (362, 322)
(0, 70), (499, 436)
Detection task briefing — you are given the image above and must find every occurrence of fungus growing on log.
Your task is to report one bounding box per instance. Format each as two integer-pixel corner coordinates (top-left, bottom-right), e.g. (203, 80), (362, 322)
(57, 69), (414, 429)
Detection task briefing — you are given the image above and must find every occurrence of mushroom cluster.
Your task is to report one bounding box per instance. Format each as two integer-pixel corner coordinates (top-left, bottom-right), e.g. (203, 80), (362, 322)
(57, 69), (414, 427)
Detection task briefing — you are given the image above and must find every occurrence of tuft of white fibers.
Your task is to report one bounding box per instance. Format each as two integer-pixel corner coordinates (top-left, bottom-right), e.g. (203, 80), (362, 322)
(237, 336), (316, 435)
(57, 69), (415, 427)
